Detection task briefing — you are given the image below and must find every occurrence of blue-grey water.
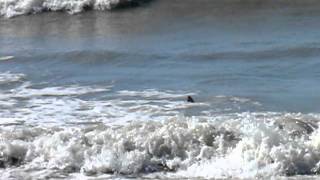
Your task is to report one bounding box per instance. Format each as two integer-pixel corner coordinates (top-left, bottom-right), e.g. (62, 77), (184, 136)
(1, 0), (320, 179)
(2, 0), (320, 113)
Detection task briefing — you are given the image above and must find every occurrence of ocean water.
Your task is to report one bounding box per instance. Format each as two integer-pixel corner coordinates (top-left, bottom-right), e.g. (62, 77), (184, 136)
(1, 0), (320, 179)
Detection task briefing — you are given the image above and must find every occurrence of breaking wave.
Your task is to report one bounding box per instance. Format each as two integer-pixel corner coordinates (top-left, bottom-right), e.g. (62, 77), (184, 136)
(0, 0), (149, 18)
(1, 113), (320, 179)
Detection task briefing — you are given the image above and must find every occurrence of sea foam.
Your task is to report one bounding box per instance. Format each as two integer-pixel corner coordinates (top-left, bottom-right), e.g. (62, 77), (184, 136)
(0, 113), (320, 179)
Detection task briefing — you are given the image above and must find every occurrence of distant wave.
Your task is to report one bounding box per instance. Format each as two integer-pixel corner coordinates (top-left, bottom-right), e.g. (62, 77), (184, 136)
(180, 45), (320, 61)
(0, 0), (149, 18)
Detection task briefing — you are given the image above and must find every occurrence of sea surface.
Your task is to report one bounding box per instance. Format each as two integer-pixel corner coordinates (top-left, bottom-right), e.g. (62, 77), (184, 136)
(1, 0), (320, 179)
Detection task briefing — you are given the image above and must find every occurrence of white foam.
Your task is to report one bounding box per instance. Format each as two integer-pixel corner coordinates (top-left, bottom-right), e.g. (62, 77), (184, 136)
(0, 72), (25, 84)
(0, 0), (145, 18)
(12, 84), (110, 97)
(118, 89), (196, 99)
(173, 113), (320, 179)
(0, 113), (319, 179)
(0, 80), (209, 126)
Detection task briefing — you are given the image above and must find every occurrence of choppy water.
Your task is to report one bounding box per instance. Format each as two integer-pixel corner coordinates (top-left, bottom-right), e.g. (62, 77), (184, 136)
(1, 0), (320, 179)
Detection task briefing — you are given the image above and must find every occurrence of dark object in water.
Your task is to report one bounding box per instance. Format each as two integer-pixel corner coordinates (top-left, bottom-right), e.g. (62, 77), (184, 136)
(187, 96), (195, 103)
(111, 0), (153, 9)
